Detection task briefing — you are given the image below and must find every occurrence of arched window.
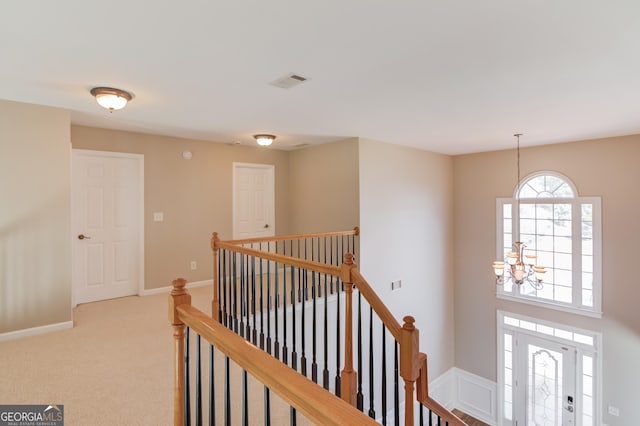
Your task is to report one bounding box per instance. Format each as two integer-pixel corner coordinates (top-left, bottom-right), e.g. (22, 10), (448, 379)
(496, 172), (602, 316)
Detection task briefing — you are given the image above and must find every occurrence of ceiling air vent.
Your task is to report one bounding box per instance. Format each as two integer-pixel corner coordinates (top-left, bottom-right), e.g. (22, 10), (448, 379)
(270, 73), (309, 89)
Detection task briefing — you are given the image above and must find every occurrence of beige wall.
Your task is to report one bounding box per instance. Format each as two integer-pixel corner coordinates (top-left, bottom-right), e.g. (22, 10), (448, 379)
(453, 135), (640, 425)
(71, 126), (291, 290)
(288, 138), (359, 234)
(0, 100), (71, 333)
(358, 138), (455, 377)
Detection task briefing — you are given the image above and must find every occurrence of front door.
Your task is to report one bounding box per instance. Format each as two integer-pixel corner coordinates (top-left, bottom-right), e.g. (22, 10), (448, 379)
(72, 150), (143, 305)
(514, 334), (577, 426)
(232, 163), (275, 239)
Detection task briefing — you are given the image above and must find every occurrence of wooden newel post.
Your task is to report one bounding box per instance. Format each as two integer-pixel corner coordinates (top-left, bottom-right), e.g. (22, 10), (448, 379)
(400, 316), (421, 426)
(340, 253), (358, 406)
(211, 232), (221, 321)
(169, 278), (192, 426)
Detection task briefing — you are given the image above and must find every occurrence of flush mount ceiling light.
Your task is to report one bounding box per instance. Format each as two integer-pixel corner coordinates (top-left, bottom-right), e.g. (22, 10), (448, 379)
(90, 87), (132, 112)
(253, 134), (276, 147)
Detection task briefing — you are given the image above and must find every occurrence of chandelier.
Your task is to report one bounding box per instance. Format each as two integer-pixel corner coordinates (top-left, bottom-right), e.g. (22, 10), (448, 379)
(492, 134), (546, 289)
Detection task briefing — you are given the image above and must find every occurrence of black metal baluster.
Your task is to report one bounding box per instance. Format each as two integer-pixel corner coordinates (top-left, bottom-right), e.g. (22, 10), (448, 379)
(334, 277), (341, 397)
(242, 370), (248, 426)
(282, 257), (288, 365)
(322, 271), (329, 390)
(233, 254), (238, 333)
(368, 307), (376, 419)
(429, 407), (433, 426)
(420, 404), (424, 426)
(274, 254), (280, 360)
(224, 355), (230, 426)
(209, 344), (215, 426)
(290, 407), (297, 426)
(259, 243), (265, 350)
(330, 238), (334, 293)
(267, 242), (272, 355)
(311, 264), (317, 382)
(301, 267), (307, 377)
(217, 249), (223, 322)
(239, 254), (245, 338)
(394, 342), (400, 426)
(251, 255), (257, 344)
(196, 334), (202, 426)
(357, 292), (363, 411)
(264, 386), (271, 426)
(291, 264), (297, 371)
(382, 326), (387, 426)
(185, 327), (191, 426)
(222, 250), (229, 328)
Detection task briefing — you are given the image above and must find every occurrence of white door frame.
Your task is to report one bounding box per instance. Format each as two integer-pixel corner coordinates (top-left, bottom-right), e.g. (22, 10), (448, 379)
(497, 310), (602, 426)
(232, 162), (275, 239)
(71, 149), (145, 307)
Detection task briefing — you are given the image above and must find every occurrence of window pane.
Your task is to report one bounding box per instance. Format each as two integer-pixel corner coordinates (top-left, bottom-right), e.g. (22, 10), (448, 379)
(520, 203), (535, 218)
(582, 221), (593, 238)
(554, 236), (572, 253)
(583, 255), (593, 273)
(583, 395), (593, 416)
(520, 185), (538, 198)
(537, 235), (554, 252)
(503, 218), (512, 232)
(528, 177), (547, 194)
(521, 219), (536, 234)
(537, 284), (554, 300)
(538, 251), (553, 267)
(544, 175), (565, 194)
(503, 203), (512, 219)
(554, 203), (572, 220)
(582, 203), (592, 219)
(554, 269), (572, 286)
(554, 182), (574, 197)
(583, 355), (593, 376)
(554, 219), (572, 237)
(582, 289), (593, 307)
(520, 233), (535, 248)
(555, 253), (572, 269)
(555, 285), (572, 303)
(574, 333), (594, 346)
(582, 238), (593, 255)
(536, 204), (553, 219)
(582, 272), (593, 290)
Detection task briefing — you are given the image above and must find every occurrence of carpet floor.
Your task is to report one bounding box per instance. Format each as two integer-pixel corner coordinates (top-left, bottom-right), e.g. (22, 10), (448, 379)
(0, 286), (214, 425)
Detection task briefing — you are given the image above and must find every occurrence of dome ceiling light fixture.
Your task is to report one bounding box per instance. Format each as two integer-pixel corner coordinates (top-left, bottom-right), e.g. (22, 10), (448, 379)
(90, 87), (133, 112)
(253, 134), (276, 147)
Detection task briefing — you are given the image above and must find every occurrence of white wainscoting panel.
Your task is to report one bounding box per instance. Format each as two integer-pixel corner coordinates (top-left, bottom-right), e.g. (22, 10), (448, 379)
(428, 367), (498, 425)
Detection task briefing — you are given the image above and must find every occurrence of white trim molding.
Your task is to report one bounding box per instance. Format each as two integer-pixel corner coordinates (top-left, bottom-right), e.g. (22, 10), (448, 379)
(428, 368), (498, 426)
(0, 321), (73, 342)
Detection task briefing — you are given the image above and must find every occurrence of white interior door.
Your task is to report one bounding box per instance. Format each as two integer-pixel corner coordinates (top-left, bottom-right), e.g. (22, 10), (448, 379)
(515, 334), (577, 426)
(72, 150), (143, 305)
(233, 163), (275, 239)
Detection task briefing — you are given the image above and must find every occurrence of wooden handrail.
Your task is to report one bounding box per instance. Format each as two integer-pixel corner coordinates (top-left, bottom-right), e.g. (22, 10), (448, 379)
(216, 241), (342, 277)
(351, 268), (403, 340)
(176, 303), (378, 426)
(220, 226), (359, 246)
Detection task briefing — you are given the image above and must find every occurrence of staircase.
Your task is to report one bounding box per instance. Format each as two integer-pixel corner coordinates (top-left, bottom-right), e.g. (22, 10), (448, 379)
(169, 228), (467, 425)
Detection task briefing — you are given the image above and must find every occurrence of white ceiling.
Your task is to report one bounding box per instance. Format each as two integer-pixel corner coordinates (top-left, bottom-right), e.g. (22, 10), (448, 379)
(2, 1), (639, 154)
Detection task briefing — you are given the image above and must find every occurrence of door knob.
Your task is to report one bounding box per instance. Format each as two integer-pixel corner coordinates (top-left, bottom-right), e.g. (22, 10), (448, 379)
(78, 234), (91, 240)
(264, 224), (269, 228)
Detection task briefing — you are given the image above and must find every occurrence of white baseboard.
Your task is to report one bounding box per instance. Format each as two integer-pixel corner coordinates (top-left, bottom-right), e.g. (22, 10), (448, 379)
(140, 279), (213, 296)
(0, 321), (73, 342)
(427, 367), (498, 426)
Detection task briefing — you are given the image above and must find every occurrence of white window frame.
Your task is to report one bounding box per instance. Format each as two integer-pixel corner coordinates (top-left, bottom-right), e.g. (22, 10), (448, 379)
(496, 171), (602, 318)
(497, 310), (602, 426)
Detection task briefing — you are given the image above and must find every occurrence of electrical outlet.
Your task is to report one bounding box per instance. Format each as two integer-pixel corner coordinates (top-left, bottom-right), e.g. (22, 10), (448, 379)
(608, 405), (620, 417)
(190, 261), (197, 270)
(153, 212), (164, 222)
(391, 280), (402, 291)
